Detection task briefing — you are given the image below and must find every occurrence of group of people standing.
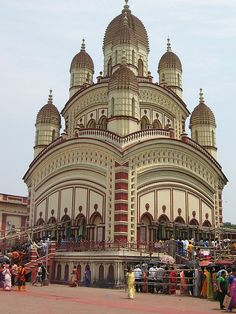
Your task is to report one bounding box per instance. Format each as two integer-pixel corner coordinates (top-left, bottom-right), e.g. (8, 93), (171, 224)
(0, 263), (26, 291)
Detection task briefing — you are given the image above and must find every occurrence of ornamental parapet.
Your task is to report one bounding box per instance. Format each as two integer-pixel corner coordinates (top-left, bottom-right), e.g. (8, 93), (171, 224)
(76, 128), (171, 148)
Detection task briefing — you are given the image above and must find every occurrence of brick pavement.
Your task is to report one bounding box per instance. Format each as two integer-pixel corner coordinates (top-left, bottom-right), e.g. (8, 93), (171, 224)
(0, 284), (227, 314)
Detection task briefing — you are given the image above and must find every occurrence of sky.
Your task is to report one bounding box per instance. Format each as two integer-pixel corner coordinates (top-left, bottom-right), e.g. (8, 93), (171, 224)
(0, 0), (235, 222)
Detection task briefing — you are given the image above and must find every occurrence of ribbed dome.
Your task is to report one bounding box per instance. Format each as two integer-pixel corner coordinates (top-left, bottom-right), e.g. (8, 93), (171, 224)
(158, 39), (182, 72)
(36, 92), (61, 125)
(190, 89), (216, 127)
(70, 40), (94, 73)
(103, 3), (149, 51)
(108, 63), (139, 92)
(113, 13), (138, 46)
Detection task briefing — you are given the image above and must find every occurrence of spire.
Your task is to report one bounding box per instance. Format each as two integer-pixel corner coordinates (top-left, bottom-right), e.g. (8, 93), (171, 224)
(81, 38), (86, 51)
(199, 88), (205, 104)
(123, 0), (130, 12)
(167, 37), (172, 52)
(48, 89), (53, 104)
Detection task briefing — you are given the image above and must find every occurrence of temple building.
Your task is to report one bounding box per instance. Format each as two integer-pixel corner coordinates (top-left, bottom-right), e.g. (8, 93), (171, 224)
(23, 1), (227, 285)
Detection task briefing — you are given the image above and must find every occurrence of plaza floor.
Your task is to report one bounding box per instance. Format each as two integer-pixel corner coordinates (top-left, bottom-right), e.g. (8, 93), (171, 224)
(0, 284), (228, 314)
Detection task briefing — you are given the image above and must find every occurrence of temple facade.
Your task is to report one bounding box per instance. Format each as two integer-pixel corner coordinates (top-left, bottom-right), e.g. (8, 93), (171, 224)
(23, 1), (227, 285)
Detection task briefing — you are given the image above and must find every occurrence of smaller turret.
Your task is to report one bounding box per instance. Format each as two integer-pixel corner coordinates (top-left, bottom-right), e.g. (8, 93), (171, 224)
(69, 39), (94, 97)
(158, 38), (183, 98)
(189, 89), (217, 159)
(34, 90), (61, 158)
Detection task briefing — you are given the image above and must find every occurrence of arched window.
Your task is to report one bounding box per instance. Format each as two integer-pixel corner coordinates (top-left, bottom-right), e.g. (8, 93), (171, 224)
(177, 73), (180, 86)
(35, 130), (39, 145)
(162, 73), (165, 83)
(75, 214), (86, 240)
(86, 72), (90, 83)
(52, 129), (56, 141)
(132, 50), (135, 64)
(141, 116), (150, 130)
(132, 98), (135, 116)
(98, 115), (108, 130)
(212, 130), (215, 146)
(56, 264), (61, 280)
(87, 119), (96, 128)
(174, 217), (185, 224)
(99, 265), (104, 282)
(107, 57), (112, 77)
(140, 213), (153, 243)
(107, 265), (115, 283)
(138, 58), (143, 76)
(64, 264), (69, 281)
(152, 119), (162, 129)
(189, 219), (199, 226)
(89, 212), (103, 242)
(202, 220), (211, 227)
(111, 98), (115, 116)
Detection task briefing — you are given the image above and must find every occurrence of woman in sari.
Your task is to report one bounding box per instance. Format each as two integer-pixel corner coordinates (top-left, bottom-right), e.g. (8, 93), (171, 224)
(201, 268), (212, 299)
(180, 268), (188, 295)
(2, 264), (11, 291)
(227, 268), (236, 312)
(126, 267), (135, 299)
(17, 265), (26, 291)
(169, 266), (177, 294)
(141, 270), (148, 293)
(69, 266), (78, 287)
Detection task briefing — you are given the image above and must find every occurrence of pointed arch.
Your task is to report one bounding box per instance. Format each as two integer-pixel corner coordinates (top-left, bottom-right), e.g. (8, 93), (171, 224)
(152, 119), (162, 129)
(89, 212), (102, 225)
(141, 116), (150, 130)
(140, 212), (153, 225)
(202, 220), (211, 227)
(158, 214), (169, 224)
(174, 216), (185, 224)
(107, 264), (115, 283)
(98, 115), (108, 130)
(36, 217), (44, 226)
(99, 264), (104, 282)
(138, 58), (144, 76)
(48, 216), (56, 224)
(87, 118), (96, 128)
(189, 218), (199, 226)
(75, 214), (86, 240)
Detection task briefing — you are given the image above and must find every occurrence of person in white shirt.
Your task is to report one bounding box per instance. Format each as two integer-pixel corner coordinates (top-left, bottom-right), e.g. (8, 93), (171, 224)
(133, 265), (142, 292)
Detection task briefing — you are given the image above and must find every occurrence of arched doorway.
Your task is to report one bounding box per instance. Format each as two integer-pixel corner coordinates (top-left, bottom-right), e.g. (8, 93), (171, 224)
(107, 264), (115, 286)
(174, 216), (185, 239)
(98, 265), (104, 285)
(138, 213), (154, 244)
(87, 119), (96, 128)
(75, 214), (86, 241)
(141, 116), (150, 130)
(47, 216), (57, 240)
(98, 115), (108, 130)
(56, 264), (61, 281)
(64, 264), (69, 281)
(152, 119), (162, 129)
(61, 211), (71, 240)
(89, 212), (104, 242)
(158, 214), (170, 240)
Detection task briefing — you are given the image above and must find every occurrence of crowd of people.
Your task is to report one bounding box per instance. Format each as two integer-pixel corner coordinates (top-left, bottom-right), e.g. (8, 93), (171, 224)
(0, 262), (26, 291)
(126, 262), (236, 312)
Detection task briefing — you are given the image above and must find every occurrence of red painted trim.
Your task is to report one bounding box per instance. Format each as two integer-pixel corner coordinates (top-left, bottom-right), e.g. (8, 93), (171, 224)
(114, 225), (128, 232)
(115, 203), (128, 211)
(114, 214), (128, 221)
(115, 193), (128, 200)
(115, 182), (128, 190)
(115, 172), (128, 180)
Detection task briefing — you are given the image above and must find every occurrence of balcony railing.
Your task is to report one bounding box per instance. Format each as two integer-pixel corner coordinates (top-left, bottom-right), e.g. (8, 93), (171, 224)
(76, 128), (171, 148)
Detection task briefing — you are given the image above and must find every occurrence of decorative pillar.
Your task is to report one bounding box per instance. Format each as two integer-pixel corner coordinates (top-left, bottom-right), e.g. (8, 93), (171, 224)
(114, 162), (129, 242)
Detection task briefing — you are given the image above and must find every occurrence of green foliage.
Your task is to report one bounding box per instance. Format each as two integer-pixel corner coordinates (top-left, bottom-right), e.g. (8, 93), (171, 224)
(223, 222), (236, 229)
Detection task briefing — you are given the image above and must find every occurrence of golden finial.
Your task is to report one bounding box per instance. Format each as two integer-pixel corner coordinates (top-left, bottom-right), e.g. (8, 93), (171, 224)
(81, 38), (86, 51)
(167, 37), (171, 52)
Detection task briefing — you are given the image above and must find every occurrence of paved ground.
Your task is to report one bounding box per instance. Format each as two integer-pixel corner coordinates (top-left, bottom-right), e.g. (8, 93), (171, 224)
(0, 284), (229, 314)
